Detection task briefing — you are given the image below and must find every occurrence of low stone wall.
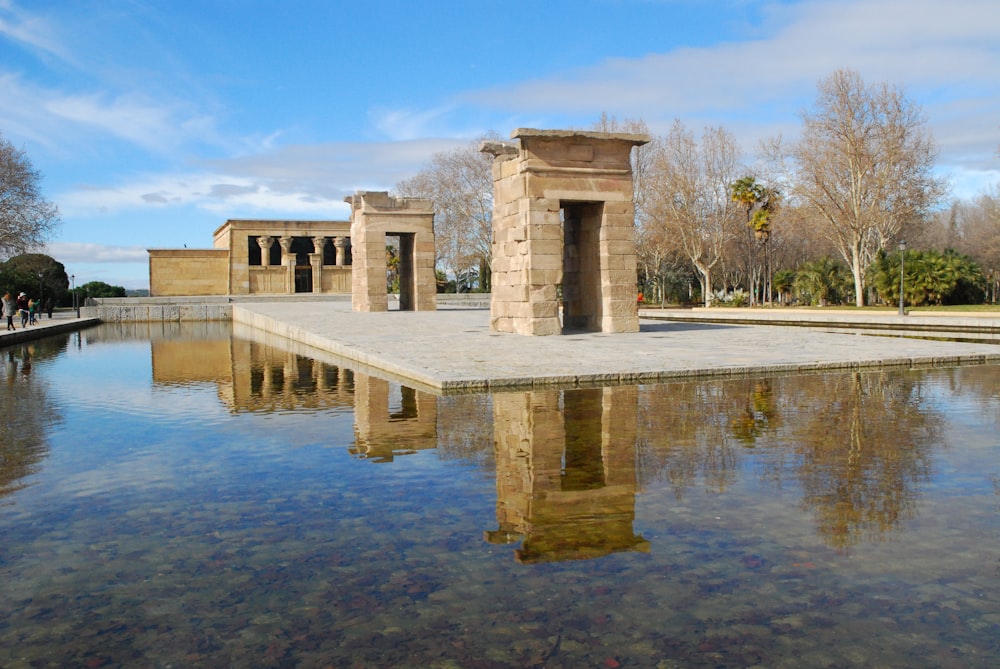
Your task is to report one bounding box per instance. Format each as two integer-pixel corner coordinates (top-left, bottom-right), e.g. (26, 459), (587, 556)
(82, 303), (233, 322)
(82, 293), (489, 322)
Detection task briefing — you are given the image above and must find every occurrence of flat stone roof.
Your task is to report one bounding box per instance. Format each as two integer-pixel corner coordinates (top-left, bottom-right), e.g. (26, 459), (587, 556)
(232, 302), (1000, 393)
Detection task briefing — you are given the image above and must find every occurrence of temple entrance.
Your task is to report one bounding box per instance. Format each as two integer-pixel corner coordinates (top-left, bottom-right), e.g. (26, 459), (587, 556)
(290, 238), (315, 293)
(294, 266), (312, 293)
(482, 129), (649, 336)
(395, 233), (416, 311)
(347, 191), (436, 313)
(561, 202), (604, 332)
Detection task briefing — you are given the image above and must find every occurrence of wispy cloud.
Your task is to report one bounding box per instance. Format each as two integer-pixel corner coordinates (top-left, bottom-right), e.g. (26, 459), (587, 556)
(44, 242), (148, 263)
(56, 137), (469, 219)
(43, 92), (221, 154)
(464, 0), (1000, 116)
(0, 0), (71, 63)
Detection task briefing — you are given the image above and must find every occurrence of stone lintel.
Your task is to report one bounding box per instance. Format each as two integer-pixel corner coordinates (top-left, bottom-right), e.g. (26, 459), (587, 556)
(480, 140), (519, 158)
(511, 128), (650, 147)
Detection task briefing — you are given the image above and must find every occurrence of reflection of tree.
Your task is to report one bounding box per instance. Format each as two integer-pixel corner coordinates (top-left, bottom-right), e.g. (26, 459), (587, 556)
(729, 380), (780, 445)
(637, 379), (766, 497)
(634, 371), (944, 551)
(0, 341), (66, 501)
(788, 371), (939, 552)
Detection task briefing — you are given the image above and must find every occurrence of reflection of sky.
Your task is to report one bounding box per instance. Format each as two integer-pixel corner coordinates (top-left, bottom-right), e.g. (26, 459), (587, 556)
(9, 334), (1000, 549)
(5, 334), (1000, 668)
(12, 339), (386, 517)
(911, 370), (999, 497)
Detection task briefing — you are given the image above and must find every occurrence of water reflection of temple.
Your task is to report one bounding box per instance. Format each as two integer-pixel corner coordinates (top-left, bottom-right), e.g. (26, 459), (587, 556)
(350, 374), (437, 462)
(149, 329), (941, 558)
(487, 387), (650, 563)
(151, 333), (436, 460)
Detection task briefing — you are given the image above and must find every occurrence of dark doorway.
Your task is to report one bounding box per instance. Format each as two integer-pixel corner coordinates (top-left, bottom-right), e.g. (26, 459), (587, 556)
(561, 202), (604, 332)
(294, 267), (312, 293)
(291, 237), (314, 293)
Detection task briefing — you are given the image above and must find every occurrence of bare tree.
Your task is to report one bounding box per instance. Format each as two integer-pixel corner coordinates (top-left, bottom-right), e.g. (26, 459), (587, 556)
(395, 136), (495, 291)
(592, 114), (668, 299)
(782, 69), (945, 306)
(956, 188), (1000, 302)
(646, 120), (744, 307)
(0, 134), (60, 259)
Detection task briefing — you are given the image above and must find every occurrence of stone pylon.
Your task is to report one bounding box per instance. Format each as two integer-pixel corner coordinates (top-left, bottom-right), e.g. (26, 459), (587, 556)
(346, 191), (437, 312)
(482, 129), (649, 336)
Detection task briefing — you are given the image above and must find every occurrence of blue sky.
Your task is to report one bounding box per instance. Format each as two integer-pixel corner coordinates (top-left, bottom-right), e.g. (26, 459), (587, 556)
(1, 0), (998, 289)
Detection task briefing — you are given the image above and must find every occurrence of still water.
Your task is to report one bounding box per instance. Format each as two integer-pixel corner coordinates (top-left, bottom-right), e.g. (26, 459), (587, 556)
(1, 323), (999, 668)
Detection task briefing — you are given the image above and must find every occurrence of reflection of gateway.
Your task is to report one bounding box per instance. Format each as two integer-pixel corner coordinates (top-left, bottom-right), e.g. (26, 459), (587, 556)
(486, 387), (649, 563)
(351, 375), (437, 463)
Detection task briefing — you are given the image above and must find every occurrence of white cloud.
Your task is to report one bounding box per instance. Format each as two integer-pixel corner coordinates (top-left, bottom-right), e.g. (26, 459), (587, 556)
(43, 92), (221, 154)
(44, 242), (148, 263)
(0, 72), (225, 159)
(464, 0), (1000, 116)
(56, 171), (348, 219)
(0, 1), (70, 63)
(453, 0), (1000, 193)
(50, 137), (477, 232)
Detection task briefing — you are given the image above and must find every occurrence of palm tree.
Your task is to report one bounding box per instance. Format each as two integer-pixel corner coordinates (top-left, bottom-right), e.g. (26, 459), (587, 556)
(730, 177), (780, 305)
(772, 269), (795, 305)
(792, 257), (852, 306)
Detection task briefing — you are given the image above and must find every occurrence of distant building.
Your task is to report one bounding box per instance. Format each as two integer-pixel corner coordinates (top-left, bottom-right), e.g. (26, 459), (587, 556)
(148, 218), (353, 297)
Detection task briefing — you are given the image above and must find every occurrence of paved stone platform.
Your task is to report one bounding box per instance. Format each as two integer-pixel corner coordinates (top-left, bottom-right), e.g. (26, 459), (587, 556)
(233, 302), (1000, 392)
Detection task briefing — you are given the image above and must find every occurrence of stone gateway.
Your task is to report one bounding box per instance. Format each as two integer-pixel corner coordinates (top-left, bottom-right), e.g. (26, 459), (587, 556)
(482, 128), (649, 336)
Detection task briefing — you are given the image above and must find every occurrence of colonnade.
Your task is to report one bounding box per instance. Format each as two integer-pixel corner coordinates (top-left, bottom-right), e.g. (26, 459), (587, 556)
(252, 234), (352, 295)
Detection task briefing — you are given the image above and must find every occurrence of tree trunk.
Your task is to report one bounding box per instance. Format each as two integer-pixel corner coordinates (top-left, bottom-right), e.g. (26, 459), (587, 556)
(698, 267), (712, 307)
(851, 240), (865, 307)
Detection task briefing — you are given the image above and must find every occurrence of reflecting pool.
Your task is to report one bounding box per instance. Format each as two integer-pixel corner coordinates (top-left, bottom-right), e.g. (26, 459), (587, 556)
(2, 323), (999, 668)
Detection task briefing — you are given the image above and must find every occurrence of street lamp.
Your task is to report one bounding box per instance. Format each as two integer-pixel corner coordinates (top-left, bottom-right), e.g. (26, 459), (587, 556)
(898, 240), (907, 316)
(71, 274), (78, 318)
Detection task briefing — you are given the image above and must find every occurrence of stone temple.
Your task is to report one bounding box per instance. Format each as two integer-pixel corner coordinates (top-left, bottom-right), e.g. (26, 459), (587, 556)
(147, 129), (648, 336)
(482, 128), (649, 336)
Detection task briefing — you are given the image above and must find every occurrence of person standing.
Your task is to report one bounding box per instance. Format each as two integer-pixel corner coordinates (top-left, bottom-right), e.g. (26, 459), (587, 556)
(16, 292), (29, 327)
(1, 292), (12, 330)
(44, 297), (53, 319)
(27, 298), (37, 325)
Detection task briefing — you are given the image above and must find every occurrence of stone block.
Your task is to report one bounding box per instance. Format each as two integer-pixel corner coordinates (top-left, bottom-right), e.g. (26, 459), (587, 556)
(529, 284), (558, 303)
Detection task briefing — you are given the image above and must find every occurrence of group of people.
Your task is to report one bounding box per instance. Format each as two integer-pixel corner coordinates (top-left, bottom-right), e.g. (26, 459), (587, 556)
(1, 292), (52, 331)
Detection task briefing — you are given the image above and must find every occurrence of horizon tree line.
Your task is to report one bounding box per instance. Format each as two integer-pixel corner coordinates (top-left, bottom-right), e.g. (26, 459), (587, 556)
(396, 68), (999, 307)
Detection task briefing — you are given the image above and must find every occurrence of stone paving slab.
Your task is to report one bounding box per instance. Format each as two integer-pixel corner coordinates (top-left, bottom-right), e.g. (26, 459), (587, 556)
(234, 302), (1000, 392)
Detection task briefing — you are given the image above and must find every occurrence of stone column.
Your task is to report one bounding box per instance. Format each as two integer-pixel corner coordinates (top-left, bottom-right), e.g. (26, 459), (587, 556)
(279, 236), (294, 294)
(311, 236), (326, 294)
(333, 236), (348, 266)
(257, 236), (274, 267)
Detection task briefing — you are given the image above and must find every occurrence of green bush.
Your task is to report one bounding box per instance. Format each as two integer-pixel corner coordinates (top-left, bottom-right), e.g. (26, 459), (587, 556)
(870, 248), (985, 306)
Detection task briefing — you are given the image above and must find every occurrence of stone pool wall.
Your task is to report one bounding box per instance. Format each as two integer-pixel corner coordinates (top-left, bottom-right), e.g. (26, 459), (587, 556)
(82, 294), (489, 322)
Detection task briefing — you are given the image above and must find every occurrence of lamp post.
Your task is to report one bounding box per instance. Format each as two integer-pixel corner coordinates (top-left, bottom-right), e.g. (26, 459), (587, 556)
(71, 274), (78, 318)
(898, 240), (907, 316)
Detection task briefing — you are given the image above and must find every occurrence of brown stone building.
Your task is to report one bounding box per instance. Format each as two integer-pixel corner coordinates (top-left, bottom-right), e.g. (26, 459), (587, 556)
(148, 218), (354, 297)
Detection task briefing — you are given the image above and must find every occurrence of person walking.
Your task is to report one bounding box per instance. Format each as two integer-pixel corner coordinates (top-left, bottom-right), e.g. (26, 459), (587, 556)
(16, 292), (29, 328)
(1, 292), (12, 331)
